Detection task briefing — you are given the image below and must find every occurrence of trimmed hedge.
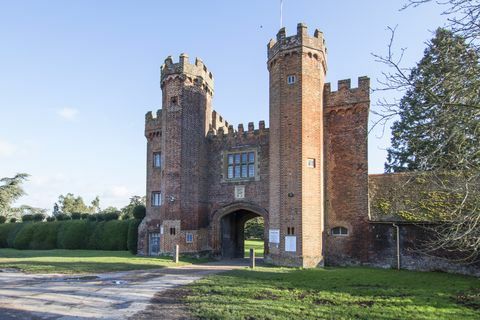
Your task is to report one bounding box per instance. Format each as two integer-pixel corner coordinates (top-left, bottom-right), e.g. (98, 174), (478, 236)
(127, 219), (142, 254)
(0, 219), (137, 251)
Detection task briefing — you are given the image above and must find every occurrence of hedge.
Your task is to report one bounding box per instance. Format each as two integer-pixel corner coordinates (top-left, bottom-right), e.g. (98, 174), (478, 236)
(0, 219), (138, 252)
(127, 219), (142, 254)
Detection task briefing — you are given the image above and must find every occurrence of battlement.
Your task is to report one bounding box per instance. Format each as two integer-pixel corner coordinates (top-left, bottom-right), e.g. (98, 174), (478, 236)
(208, 120), (268, 141)
(324, 76), (370, 109)
(161, 54), (214, 94)
(267, 23), (327, 65)
(145, 109), (162, 135)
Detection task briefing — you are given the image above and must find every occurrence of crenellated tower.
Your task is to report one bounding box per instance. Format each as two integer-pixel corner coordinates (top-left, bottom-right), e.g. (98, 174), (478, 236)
(267, 23), (327, 267)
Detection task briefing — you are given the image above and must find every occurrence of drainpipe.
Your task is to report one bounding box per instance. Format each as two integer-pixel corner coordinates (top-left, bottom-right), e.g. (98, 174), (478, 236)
(392, 223), (400, 270)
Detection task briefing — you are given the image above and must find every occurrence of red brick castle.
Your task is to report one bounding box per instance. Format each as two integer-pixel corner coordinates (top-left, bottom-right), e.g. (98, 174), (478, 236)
(138, 23), (371, 268)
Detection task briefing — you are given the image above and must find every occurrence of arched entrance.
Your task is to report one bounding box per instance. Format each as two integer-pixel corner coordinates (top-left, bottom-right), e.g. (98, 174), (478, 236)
(211, 202), (268, 259)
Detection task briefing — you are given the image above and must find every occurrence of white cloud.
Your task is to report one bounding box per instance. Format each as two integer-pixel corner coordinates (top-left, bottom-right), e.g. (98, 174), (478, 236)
(57, 107), (79, 120)
(0, 138), (15, 157)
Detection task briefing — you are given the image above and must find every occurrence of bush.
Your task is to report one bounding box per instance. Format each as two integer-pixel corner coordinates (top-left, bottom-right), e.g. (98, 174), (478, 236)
(127, 219), (141, 254)
(103, 211), (119, 221)
(13, 223), (36, 249)
(71, 212), (82, 220)
(57, 220), (90, 249)
(132, 205), (146, 220)
(32, 213), (45, 222)
(80, 213), (90, 220)
(55, 213), (71, 221)
(244, 217), (265, 240)
(0, 216), (6, 224)
(0, 223), (20, 247)
(30, 222), (60, 250)
(46, 217), (56, 222)
(100, 220), (129, 250)
(9, 218), (17, 223)
(22, 214), (33, 222)
(6, 223), (24, 247)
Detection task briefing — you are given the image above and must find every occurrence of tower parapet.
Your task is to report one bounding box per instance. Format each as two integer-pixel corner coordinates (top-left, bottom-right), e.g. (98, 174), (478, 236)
(324, 77), (370, 112)
(145, 109), (162, 137)
(267, 23), (327, 73)
(161, 54), (214, 95)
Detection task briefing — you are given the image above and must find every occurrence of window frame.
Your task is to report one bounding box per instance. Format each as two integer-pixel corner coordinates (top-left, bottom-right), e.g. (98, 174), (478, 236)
(186, 232), (193, 243)
(152, 191), (162, 207)
(153, 152), (162, 168)
(331, 226), (349, 237)
(287, 75), (296, 85)
(226, 150), (256, 180)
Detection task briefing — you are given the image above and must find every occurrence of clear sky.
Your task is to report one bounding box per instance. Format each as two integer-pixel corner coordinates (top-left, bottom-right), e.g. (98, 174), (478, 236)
(0, 0), (448, 211)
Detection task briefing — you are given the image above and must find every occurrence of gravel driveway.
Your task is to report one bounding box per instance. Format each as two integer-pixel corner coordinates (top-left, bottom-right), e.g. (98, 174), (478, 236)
(0, 260), (248, 319)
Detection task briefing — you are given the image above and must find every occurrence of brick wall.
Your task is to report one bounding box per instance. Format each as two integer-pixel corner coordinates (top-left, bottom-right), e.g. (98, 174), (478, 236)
(324, 77), (370, 265)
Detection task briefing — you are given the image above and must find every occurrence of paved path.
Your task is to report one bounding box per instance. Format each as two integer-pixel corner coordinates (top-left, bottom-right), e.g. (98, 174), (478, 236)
(0, 260), (249, 319)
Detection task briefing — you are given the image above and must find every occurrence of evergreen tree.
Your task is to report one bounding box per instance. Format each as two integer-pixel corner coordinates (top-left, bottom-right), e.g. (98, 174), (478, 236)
(385, 28), (480, 172)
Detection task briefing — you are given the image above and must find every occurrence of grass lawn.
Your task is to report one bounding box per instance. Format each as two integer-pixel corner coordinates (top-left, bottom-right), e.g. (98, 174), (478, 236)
(244, 239), (264, 258)
(0, 249), (208, 274)
(185, 266), (480, 320)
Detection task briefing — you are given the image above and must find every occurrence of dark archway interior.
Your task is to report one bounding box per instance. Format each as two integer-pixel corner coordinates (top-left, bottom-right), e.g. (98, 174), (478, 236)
(220, 210), (261, 258)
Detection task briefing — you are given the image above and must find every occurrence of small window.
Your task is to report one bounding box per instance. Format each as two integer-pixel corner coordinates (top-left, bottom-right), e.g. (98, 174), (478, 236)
(307, 158), (315, 168)
(331, 226), (348, 236)
(287, 227), (295, 235)
(170, 227), (176, 235)
(153, 152), (161, 168)
(152, 192), (162, 207)
(186, 233), (193, 243)
(170, 96), (178, 105)
(287, 75), (296, 84)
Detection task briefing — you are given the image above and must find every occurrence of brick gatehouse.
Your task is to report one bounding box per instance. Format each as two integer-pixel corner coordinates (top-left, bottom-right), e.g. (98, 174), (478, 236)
(137, 23), (479, 275)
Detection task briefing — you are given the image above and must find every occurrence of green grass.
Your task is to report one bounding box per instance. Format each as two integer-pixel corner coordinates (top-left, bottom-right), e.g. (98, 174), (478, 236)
(0, 249), (208, 274)
(244, 239), (264, 258)
(186, 266), (480, 320)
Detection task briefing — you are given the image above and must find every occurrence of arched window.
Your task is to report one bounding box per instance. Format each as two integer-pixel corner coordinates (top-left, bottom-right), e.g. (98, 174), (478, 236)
(331, 226), (348, 236)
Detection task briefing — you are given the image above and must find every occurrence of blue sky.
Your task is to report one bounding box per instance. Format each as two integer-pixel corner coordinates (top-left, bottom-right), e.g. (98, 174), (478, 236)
(0, 0), (447, 211)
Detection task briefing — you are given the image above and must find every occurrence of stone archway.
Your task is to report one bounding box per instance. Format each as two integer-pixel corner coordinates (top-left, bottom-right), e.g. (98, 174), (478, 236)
(211, 202), (269, 258)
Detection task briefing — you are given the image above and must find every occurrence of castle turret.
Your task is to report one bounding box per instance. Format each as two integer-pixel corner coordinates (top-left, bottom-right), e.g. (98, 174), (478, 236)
(142, 54), (214, 254)
(267, 23), (327, 267)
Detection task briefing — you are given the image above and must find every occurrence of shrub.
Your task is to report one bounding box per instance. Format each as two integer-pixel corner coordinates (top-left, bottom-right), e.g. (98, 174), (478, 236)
(0, 223), (20, 247)
(57, 220), (90, 249)
(30, 222), (60, 250)
(80, 213), (90, 220)
(87, 221), (105, 249)
(132, 205), (146, 220)
(7, 223), (24, 247)
(244, 217), (265, 240)
(99, 220), (129, 250)
(55, 213), (70, 221)
(13, 223), (36, 249)
(32, 213), (45, 222)
(103, 211), (119, 221)
(127, 219), (141, 254)
(22, 214), (33, 222)
(71, 212), (82, 220)
(46, 217), (55, 222)
(0, 216), (6, 224)
(9, 218), (17, 223)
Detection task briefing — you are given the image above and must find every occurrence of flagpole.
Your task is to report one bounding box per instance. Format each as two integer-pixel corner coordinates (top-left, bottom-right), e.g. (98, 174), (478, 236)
(280, 0), (283, 28)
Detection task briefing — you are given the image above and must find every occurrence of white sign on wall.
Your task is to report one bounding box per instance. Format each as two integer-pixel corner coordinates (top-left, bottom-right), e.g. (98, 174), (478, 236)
(285, 236), (296, 252)
(269, 229), (280, 244)
(160, 226), (164, 235)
